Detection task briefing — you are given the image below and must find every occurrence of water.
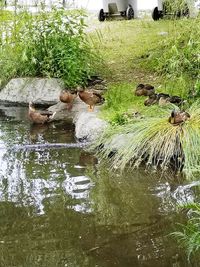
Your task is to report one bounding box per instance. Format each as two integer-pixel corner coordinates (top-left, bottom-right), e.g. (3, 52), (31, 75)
(0, 104), (199, 267)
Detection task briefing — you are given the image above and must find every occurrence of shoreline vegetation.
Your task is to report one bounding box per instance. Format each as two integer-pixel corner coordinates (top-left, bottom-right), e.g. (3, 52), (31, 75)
(0, 4), (200, 258)
(0, 6), (199, 176)
(89, 15), (200, 177)
(87, 7), (200, 259)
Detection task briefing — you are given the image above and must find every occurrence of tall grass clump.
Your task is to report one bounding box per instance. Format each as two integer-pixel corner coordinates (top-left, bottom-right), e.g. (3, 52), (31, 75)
(0, 8), (97, 87)
(92, 101), (200, 176)
(172, 202), (200, 259)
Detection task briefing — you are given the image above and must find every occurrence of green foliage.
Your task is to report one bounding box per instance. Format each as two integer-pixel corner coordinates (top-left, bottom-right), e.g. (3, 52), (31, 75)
(0, 9), (97, 87)
(148, 18), (200, 97)
(92, 101), (200, 176)
(163, 0), (190, 17)
(158, 23), (199, 78)
(172, 203), (200, 259)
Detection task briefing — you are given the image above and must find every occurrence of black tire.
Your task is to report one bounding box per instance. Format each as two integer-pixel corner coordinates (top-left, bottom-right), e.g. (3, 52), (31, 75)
(126, 5), (134, 20)
(152, 7), (160, 20)
(98, 9), (105, 22)
(182, 4), (190, 17)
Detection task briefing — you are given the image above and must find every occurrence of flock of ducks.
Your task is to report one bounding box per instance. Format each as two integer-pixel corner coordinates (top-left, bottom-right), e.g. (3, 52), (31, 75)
(135, 83), (190, 125)
(28, 88), (104, 124)
(28, 81), (190, 126)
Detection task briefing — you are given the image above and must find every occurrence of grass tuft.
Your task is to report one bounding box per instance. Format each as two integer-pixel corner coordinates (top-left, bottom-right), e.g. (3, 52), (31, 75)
(91, 101), (200, 177)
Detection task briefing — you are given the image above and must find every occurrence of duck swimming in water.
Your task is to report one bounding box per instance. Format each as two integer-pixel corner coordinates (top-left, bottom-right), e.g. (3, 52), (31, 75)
(28, 102), (56, 124)
(78, 88), (105, 112)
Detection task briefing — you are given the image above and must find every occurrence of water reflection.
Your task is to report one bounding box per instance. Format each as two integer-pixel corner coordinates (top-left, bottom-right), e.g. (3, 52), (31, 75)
(0, 105), (199, 266)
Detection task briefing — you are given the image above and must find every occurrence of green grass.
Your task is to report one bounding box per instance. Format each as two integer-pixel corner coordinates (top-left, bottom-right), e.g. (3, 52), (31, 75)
(100, 82), (176, 125)
(88, 17), (200, 125)
(91, 101), (200, 177)
(90, 19), (171, 84)
(172, 203), (200, 259)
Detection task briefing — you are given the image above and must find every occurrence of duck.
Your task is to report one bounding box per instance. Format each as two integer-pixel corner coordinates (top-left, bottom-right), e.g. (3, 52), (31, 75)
(168, 110), (190, 125)
(169, 95), (185, 105)
(135, 84), (155, 96)
(86, 75), (104, 86)
(144, 93), (170, 106)
(144, 94), (158, 106)
(59, 90), (77, 110)
(158, 93), (171, 106)
(28, 102), (56, 124)
(78, 88), (105, 112)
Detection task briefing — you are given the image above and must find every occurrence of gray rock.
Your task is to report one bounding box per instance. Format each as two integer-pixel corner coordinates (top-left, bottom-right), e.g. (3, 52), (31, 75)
(48, 97), (89, 121)
(74, 111), (108, 142)
(0, 77), (108, 142)
(0, 78), (64, 105)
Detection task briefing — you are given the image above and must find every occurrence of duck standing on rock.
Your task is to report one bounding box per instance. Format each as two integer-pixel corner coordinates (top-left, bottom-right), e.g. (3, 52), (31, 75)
(28, 102), (56, 124)
(168, 110), (190, 125)
(78, 88), (105, 112)
(59, 90), (77, 110)
(135, 84), (155, 96)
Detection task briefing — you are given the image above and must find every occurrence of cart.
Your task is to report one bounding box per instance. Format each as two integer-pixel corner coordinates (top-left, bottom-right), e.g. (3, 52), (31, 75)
(98, 0), (137, 21)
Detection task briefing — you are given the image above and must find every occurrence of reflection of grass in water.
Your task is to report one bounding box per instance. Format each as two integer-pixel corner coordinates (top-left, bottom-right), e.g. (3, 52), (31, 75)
(92, 101), (200, 177)
(172, 202), (200, 259)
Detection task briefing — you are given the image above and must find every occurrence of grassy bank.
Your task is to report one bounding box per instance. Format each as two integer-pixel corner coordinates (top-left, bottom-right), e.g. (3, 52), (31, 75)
(89, 16), (200, 258)
(88, 16), (200, 176)
(89, 17), (199, 125)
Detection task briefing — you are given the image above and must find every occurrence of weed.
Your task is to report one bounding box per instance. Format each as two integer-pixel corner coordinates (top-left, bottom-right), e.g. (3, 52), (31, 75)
(0, 9), (98, 87)
(172, 202), (200, 259)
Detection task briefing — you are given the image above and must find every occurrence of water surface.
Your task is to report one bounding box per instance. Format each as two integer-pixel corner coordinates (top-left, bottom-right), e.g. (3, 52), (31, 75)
(0, 105), (199, 267)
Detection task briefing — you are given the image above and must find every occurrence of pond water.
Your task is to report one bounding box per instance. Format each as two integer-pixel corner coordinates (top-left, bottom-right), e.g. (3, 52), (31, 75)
(0, 104), (199, 267)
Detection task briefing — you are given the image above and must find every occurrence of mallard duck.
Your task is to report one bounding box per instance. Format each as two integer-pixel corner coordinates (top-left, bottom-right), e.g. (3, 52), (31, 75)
(28, 102), (56, 124)
(158, 93), (171, 106)
(144, 94), (158, 106)
(135, 84), (155, 96)
(78, 89), (105, 112)
(86, 75), (104, 86)
(144, 93), (169, 106)
(168, 110), (190, 125)
(169, 95), (184, 105)
(59, 90), (77, 110)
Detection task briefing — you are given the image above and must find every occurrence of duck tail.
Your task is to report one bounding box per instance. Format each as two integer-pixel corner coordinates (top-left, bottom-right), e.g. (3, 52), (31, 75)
(49, 112), (56, 121)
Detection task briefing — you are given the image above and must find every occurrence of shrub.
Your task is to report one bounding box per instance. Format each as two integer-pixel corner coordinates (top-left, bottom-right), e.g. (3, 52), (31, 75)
(0, 9), (97, 87)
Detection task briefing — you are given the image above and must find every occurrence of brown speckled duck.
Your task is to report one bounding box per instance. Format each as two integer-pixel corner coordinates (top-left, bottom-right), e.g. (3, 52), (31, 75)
(28, 102), (56, 124)
(78, 88), (105, 112)
(135, 84), (155, 96)
(168, 110), (190, 125)
(59, 90), (77, 110)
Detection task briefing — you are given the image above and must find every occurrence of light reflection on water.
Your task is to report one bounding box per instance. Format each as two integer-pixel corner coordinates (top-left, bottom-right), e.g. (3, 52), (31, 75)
(0, 105), (199, 267)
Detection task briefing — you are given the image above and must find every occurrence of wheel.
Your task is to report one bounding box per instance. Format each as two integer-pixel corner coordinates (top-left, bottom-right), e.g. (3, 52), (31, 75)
(126, 5), (134, 20)
(98, 9), (105, 22)
(152, 7), (159, 20)
(152, 6), (161, 21)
